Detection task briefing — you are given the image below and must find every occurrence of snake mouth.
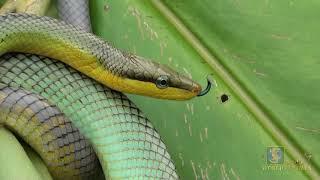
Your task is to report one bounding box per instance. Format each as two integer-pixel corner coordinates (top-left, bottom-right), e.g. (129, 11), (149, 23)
(197, 77), (212, 97)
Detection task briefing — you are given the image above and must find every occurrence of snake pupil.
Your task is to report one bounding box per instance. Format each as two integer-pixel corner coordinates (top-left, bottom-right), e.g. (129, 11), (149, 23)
(156, 75), (169, 89)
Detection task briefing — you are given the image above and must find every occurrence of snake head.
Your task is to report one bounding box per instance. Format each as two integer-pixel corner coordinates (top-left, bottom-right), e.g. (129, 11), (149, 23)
(115, 55), (209, 100)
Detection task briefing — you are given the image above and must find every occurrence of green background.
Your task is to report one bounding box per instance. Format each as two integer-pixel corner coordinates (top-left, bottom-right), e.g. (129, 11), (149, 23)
(1, 0), (320, 179)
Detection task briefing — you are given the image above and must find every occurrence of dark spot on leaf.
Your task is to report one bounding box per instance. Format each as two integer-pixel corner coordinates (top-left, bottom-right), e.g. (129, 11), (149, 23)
(220, 94), (229, 103)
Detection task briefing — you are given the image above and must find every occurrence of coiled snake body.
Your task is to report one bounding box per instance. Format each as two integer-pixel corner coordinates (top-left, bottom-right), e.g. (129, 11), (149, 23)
(0, 7), (205, 180)
(0, 54), (178, 179)
(0, 83), (100, 179)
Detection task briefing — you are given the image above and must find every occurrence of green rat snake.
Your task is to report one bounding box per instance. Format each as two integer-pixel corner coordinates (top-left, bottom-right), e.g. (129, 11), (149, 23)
(0, 1), (211, 179)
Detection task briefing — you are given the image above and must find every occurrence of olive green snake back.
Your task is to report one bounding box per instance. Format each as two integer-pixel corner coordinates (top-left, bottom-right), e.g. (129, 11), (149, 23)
(0, 53), (178, 179)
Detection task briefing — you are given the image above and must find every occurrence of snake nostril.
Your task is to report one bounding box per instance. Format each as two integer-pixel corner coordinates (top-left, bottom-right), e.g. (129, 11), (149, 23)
(193, 84), (202, 93)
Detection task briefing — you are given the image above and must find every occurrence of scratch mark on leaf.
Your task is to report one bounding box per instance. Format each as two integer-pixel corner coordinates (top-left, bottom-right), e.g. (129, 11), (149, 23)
(159, 42), (167, 56)
(213, 79), (218, 87)
(200, 169), (205, 179)
(154, 31), (159, 39)
(188, 123), (193, 136)
(296, 126), (320, 134)
(143, 21), (159, 41)
(129, 6), (161, 43)
(183, 67), (193, 79)
(190, 103), (194, 115)
(199, 165), (206, 180)
(207, 161), (213, 169)
(204, 128), (208, 139)
(184, 113), (188, 124)
(179, 153), (184, 167)
(206, 167), (210, 180)
(253, 69), (268, 77)
(271, 34), (292, 41)
(186, 103), (190, 111)
(191, 160), (198, 180)
(230, 168), (241, 180)
(129, 7), (145, 39)
(227, 50), (256, 64)
(220, 163), (230, 180)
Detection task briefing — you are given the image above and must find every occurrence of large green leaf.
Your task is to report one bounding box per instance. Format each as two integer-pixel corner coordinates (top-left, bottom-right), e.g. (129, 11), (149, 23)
(1, 0), (319, 179)
(90, 0), (318, 179)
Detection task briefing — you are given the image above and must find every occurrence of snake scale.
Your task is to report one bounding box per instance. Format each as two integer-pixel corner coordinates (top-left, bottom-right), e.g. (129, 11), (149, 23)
(0, 53), (178, 179)
(57, 0), (91, 33)
(0, 84), (100, 178)
(0, 2), (209, 179)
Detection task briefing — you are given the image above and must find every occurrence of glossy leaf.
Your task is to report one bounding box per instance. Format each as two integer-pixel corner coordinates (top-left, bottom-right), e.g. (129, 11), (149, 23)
(90, 0), (318, 179)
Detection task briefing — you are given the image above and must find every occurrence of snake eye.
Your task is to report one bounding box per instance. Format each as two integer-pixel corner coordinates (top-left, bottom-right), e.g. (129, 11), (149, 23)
(156, 75), (169, 89)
